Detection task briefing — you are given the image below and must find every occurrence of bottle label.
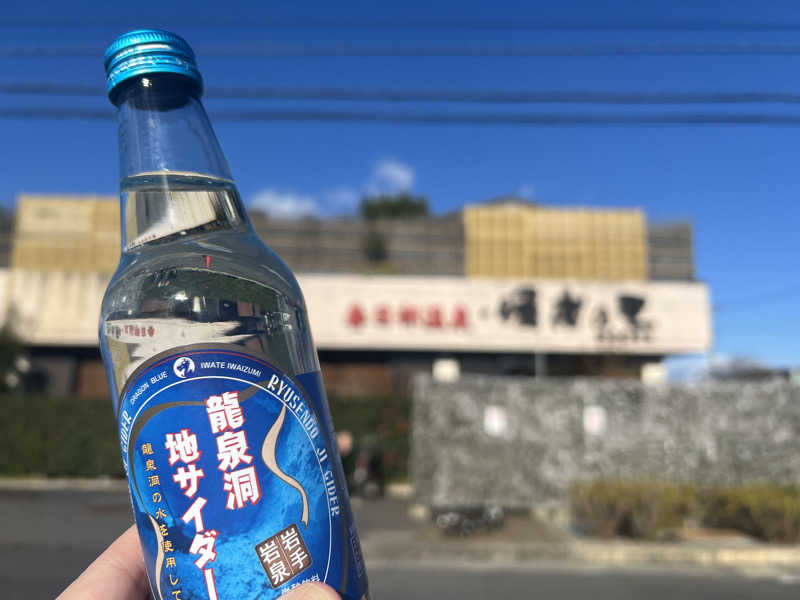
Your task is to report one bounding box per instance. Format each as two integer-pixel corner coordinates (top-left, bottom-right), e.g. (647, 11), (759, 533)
(118, 344), (367, 600)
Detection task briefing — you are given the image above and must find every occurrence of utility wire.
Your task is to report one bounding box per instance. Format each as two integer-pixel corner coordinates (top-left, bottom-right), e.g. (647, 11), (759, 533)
(9, 83), (800, 105)
(8, 107), (800, 125)
(2, 17), (800, 32)
(11, 42), (800, 58)
(10, 83), (800, 104)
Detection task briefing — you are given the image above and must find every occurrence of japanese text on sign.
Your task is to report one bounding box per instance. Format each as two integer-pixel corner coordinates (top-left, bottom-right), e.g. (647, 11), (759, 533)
(347, 303), (469, 330)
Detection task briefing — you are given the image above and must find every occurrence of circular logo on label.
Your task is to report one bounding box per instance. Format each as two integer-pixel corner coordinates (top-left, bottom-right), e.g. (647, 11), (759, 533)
(172, 356), (196, 378)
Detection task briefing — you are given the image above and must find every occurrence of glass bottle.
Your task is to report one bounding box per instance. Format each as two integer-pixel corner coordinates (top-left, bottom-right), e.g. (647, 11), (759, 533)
(100, 29), (368, 600)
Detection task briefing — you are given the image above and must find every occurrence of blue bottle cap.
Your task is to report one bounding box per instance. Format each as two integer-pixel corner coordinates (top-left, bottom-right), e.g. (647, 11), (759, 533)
(104, 29), (203, 99)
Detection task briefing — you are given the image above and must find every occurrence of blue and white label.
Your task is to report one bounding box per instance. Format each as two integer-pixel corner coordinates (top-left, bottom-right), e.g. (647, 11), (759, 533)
(118, 345), (367, 600)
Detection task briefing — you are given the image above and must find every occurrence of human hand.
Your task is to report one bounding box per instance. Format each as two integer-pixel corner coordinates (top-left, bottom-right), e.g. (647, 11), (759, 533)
(57, 524), (340, 599)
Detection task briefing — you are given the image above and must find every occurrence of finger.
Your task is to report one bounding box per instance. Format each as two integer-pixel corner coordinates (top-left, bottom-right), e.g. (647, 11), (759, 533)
(56, 524), (149, 600)
(283, 582), (342, 599)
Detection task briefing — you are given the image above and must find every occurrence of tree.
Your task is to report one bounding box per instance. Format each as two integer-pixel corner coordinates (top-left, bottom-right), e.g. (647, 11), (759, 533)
(359, 193), (428, 220)
(362, 229), (388, 263)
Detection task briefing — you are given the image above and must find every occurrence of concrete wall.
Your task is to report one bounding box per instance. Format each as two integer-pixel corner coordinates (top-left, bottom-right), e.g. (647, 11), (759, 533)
(648, 222), (694, 281)
(412, 375), (800, 509)
(252, 215), (465, 276)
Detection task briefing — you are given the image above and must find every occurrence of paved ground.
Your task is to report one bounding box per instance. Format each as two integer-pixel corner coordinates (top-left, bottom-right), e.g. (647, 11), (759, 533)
(3, 488), (800, 599)
(367, 566), (800, 600)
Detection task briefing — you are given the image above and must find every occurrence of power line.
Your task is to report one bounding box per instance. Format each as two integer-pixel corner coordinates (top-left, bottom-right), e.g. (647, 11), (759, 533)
(11, 42), (800, 59)
(198, 90), (800, 105)
(7, 83), (800, 105)
(2, 17), (800, 32)
(8, 107), (800, 125)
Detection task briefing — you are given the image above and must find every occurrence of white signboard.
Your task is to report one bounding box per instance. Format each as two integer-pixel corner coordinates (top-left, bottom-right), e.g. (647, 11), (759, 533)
(2, 270), (711, 355)
(583, 405), (608, 436)
(300, 275), (712, 355)
(484, 405), (510, 438)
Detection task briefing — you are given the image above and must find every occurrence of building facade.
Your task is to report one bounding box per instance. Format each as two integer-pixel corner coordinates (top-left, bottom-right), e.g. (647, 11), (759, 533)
(11, 195), (120, 275)
(647, 222), (694, 281)
(9, 194), (695, 282)
(250, 212), (464, 276)
(4, 194), (707, 398)
(463, 200), (649, 280)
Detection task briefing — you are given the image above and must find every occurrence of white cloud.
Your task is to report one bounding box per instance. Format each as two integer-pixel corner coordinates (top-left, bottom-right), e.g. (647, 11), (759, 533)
(248, 188), (318, 219)
(248, 159), (418, 219)
(367, 158), (416, 194)
(326, 187), (360, 210)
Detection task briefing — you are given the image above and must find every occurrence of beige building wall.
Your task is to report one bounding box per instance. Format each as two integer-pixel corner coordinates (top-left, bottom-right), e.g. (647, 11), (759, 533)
(11, 196), (663, 283)
(464, 200), (648, 280)
(11, 195), (120, 275)
(0, 270), (711, 355)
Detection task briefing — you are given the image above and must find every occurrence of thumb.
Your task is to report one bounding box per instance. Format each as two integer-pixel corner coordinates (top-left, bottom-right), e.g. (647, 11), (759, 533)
(282, 582), (341, 599)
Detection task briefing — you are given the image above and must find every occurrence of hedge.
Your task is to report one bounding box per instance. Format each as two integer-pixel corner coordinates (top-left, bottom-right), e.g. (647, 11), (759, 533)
(0, 393), (410, 481)
(570, 480), (695, 540)
(570, 480), (800, 543)
(701, 485), (800, 543)
(0, 395), (122, 477)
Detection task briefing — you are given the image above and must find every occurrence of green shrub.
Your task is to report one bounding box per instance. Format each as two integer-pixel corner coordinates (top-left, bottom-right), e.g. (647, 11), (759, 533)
(702, 485), (800, 543)
(328, 394), (410, 482)
(0, 395), (122, 477)
(570, 480), (696, 540)
(0, 393), (410, 482)
(571, 481), (800, 543)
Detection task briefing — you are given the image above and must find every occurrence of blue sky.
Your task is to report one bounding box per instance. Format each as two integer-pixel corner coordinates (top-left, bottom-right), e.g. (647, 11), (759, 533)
(0, 0), (798, 368)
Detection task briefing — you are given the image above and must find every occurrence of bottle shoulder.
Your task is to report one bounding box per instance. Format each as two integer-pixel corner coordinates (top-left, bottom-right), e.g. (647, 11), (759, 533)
(99, 227), (320, 390)
(102, 229), (303, 312)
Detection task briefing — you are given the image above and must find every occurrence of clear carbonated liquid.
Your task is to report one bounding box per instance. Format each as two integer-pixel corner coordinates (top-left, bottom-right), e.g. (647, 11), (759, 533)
(100, 173), (318, 410)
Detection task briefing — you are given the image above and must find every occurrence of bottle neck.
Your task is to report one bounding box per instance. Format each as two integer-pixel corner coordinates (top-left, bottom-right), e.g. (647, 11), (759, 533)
(113, 73), (231, 180)
(113, 74), (249, 251)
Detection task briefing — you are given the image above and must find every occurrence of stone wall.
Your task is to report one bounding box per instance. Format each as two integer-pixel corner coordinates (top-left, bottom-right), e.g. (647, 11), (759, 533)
(411, 375), (800, 509)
